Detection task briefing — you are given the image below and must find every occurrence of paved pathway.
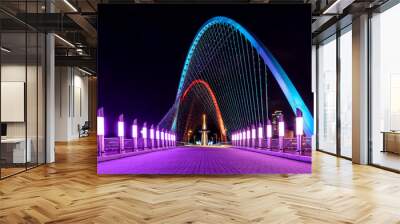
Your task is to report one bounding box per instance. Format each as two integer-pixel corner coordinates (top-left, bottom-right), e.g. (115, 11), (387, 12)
(98, 146), (311, 174)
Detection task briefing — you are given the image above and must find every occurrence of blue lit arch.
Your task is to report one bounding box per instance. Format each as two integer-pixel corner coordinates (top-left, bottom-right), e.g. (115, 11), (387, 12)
(173, 16), (314, 137)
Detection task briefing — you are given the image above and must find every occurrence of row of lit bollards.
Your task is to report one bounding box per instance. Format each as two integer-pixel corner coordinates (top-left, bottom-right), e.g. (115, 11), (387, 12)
(231, 109), (304, 153)
(97, 108), (176, 157)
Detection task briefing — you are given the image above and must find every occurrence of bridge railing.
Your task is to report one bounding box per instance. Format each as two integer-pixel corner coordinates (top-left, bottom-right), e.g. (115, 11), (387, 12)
(97, 109), (177, 157)
(100, 136), (178, 157)
(231, 136), (312, 157)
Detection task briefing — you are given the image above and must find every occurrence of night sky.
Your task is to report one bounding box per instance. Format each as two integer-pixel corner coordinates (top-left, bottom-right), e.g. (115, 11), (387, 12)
(98, 4), (312, 137)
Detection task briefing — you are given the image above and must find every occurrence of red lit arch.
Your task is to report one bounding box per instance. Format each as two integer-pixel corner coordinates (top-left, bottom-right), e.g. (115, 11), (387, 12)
(180, 79), (227, 142)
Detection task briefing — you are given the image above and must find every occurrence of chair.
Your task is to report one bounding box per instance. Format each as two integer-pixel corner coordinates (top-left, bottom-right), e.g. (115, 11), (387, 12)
(79, 121), (90, 138)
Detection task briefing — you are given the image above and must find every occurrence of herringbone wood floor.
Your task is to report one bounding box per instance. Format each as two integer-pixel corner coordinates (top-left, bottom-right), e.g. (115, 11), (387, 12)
(1, 136), (400, 224)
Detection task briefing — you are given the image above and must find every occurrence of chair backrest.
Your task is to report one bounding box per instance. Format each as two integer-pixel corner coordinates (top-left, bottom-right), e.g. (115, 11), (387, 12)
(82, 121), (90, 129)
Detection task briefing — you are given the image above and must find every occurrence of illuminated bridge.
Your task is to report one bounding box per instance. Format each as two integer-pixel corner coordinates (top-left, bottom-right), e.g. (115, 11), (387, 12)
(97, 16), (313, 174)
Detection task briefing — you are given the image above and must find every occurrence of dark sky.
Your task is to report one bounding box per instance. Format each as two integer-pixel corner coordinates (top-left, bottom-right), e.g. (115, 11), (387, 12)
(98, 4), (312, 137)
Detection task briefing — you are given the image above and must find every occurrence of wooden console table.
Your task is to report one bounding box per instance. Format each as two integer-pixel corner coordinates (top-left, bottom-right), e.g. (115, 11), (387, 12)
(1, 138), (31, 164)
(382, 131), (400, 154)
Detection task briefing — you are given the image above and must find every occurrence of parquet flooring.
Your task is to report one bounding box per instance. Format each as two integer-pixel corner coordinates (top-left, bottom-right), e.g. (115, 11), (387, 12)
(1, 136), (400, 223)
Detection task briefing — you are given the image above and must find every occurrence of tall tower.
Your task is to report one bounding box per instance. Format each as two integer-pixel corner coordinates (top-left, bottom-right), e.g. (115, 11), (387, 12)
(201, 114), (208, 146)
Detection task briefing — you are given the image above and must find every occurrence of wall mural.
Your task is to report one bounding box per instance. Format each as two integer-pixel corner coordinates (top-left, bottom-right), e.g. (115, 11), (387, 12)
(97, 4), (313, 174)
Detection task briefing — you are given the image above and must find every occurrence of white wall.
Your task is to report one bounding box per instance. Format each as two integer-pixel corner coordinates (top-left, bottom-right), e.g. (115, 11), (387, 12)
(1, 64), (40, 137)
(55, 67), (89, 141)
(1, 63), (46, 163)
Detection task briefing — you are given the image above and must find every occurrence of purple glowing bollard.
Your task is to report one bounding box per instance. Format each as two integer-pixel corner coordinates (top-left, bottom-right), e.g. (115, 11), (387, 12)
(246, 128), (251, 148)
(161, 129), (165, 148)
(163, 130), (167, 148)
(239, 132), (242, 147)
(97, 107), (105, 156)
(235, 133), (238, 146)
(118, 114), (125, 153)
(163, 132), (167, 148)
(238, 131), (241, 147)
(278, 115), (285, 152)
(97, 118), (105, 136)
(166, 132), (170, 147)
(296, 108), (304, 154)
(156, 126), (160, 148)
(235, 132), (238, 147)
(251, 125), (256, 148)
(170, 132), (173, 147)
(266, 119), (272, 149)
(258, 123), (263, 148)
(150, 125), (155, 149)
(174, 133), (177, 146)
(235, 132), (239, 146)
(168, 132), (171, 147)
(141, 122), (148, 149)
(242, 130), (245, 147)
(132, 119), (138, 150)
